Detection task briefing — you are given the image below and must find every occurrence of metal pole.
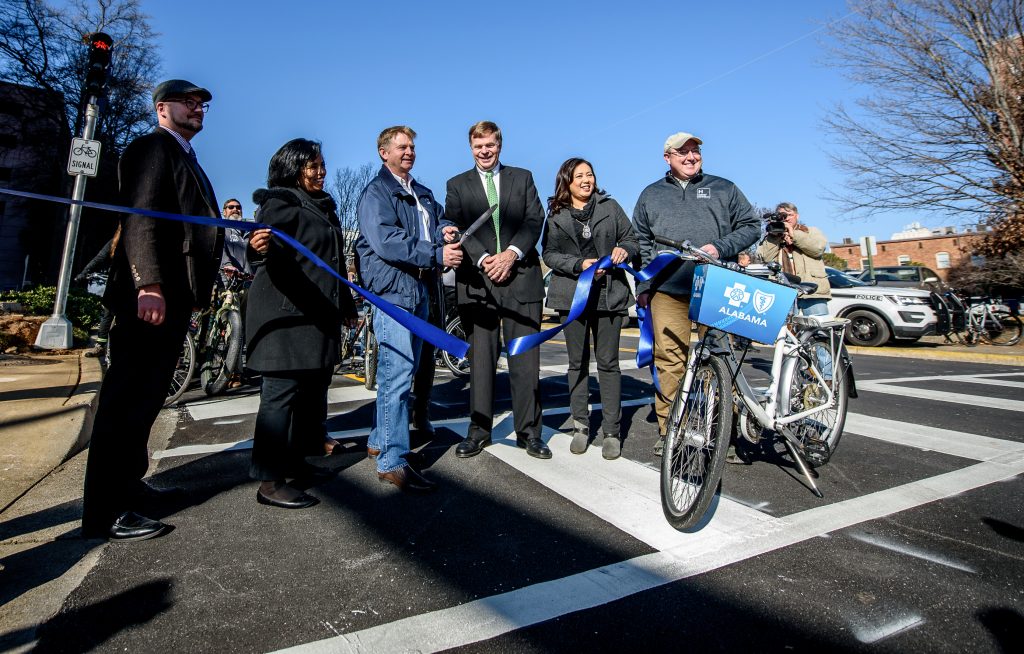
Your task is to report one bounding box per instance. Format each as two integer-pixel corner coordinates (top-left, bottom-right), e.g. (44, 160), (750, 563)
(35, 96), (99, 349)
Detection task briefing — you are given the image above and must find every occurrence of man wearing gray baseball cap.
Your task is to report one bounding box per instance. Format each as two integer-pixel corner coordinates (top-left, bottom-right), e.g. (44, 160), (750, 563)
(82, 79), (223, 541)
(631, 132), (759, 456)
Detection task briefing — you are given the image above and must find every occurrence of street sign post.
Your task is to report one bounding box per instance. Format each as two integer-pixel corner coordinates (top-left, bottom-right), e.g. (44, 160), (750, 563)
(67, 138), (101, 177)
(35, 33), (112, 350)
(859, 236), (878, 279)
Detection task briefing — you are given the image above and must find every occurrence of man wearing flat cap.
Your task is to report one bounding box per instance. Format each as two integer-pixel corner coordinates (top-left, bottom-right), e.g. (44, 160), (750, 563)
(82, 79), (223, 541)
(632, 132), (759, 456)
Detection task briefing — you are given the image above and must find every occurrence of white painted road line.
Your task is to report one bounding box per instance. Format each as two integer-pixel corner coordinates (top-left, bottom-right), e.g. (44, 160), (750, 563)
(856, 381), (1024, 412)
(844, 413), (1024, 460)
(271, 447), (1024, 654)
(185, 385), (379, 421)
(869, 372), (1024, 385)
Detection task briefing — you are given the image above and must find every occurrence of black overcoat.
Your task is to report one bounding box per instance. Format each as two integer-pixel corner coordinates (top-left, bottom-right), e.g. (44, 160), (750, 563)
(541, 193), (640, 312)
(104, 128), (223, 317)
(245, 187), (357, 372)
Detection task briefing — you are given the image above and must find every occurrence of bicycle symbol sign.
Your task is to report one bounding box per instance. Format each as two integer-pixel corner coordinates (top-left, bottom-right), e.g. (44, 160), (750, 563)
(67, 137), (101, 177)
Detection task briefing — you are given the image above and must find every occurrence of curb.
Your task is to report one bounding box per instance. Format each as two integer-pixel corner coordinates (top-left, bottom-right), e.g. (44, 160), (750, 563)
(67, 352), (102, 463)
(846, 345), (1024, 366)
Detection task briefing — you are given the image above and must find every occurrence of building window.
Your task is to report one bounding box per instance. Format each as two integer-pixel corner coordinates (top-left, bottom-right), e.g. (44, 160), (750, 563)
(918, 242), (923, 249)
(897, 255), (911, 265)
(881, 245), (887, 252)
(935, 252), (951, 269)
(971, 254), (985, 267)
(860, 258), (870, 269)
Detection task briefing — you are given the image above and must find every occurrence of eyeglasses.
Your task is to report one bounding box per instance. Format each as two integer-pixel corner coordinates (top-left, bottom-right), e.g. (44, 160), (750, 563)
(224, 204), (241, 210)
(671, 148), (701, 157)
(164, 98), (210, 113)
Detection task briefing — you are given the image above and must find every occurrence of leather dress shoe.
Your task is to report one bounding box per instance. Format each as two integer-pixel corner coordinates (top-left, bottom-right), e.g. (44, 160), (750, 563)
(516, 437), (552, 459)
(367, 446), (380, 459)
(256, 488), (319, 509)
(107, 511), (173, 541)
(377, 465), (437, 493)
(455, 437), (491, 458)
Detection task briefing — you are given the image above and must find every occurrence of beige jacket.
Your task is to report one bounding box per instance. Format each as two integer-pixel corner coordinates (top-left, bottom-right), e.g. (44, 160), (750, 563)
(756, 225), (831, 299)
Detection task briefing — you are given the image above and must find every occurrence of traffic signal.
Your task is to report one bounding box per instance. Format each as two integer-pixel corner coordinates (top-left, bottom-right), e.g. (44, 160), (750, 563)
(83, 32), (113, 99)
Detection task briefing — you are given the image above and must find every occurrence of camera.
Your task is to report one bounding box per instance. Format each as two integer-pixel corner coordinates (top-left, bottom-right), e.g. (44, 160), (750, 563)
(763, 212), (787, 236)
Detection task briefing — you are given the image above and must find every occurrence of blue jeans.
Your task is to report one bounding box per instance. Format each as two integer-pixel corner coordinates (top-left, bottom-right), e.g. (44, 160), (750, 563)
(369, 297), (427, 473)
(797, 298), (833, 379)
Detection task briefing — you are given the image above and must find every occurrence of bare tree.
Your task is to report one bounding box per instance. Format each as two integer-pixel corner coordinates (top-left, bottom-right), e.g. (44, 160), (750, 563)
(0, 0), (161, 156)
(946, 251), (1024, 294)
(825, 0), (1024, 254)
(328, 163), (375, 257)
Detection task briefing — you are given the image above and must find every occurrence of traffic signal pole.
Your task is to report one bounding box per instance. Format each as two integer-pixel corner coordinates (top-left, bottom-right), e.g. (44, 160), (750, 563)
(35, 33), (111, 349)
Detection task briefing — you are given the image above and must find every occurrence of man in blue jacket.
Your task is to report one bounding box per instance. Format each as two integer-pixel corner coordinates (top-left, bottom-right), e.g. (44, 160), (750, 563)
(355, 126), (462, 493)
(633, 132), (760, 456)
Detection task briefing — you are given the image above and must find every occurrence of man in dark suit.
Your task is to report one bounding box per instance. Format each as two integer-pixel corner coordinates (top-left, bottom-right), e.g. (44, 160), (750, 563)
(81, 79), (223, 541)
(445, 121), (550, 459)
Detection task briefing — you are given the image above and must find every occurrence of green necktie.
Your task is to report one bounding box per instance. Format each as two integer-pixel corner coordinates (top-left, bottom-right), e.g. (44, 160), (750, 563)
(485, 170), (500, 252)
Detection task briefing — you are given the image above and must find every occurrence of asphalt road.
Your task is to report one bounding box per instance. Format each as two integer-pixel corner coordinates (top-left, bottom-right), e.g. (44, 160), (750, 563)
(21, 335), (1024, 653)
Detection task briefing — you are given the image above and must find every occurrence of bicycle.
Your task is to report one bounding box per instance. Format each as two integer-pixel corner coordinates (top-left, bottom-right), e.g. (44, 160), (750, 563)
(72, 144), (97, 157)
(937, 290), (1022, 346)
(166, 332), (197, 405)
(437, 310), (470, 378)
(333, 298), (384, 390)
(654, 236), (856, 531)
(198, 269), (251, 395)
(164, 269), (250, 405)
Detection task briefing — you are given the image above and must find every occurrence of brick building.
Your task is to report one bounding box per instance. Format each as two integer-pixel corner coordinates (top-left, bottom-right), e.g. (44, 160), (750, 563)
(830, 228), (987, 280)
(0, 81), (70, 290)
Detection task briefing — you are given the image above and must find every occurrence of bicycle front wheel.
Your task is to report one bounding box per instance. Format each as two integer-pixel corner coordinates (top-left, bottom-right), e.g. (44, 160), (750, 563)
(166, 333), (196, 406)
(201, 309), (241, 396)
(441, 316), (470, 378)
(784, 336), (849, 467)
(983, 311), (1022, 346)
(660, 355), (733, 530)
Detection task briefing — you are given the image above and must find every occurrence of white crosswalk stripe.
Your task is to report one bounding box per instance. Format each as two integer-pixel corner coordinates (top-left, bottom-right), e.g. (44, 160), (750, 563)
(160, 366), (1024, 653)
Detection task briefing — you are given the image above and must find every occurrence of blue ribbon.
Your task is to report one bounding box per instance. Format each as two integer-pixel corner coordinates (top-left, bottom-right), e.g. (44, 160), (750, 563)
(0, 187), (469, 359)
(508, 251), (682, 387)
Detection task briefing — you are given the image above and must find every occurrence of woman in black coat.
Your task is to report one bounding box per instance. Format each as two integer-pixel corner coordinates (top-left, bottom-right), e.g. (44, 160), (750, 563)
(246, 138), (357, 509)
(542, 158), (640, 460)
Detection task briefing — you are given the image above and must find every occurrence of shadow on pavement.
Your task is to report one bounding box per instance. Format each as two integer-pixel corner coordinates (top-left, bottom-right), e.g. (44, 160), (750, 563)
(32, 579), (173, 653)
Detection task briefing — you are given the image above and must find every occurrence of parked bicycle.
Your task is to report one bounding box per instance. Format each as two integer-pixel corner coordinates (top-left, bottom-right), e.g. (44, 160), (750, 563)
(164, 269), (251, 405)
(337, 302), (378, 390)
(653, 236), (856, 531)
(437, 308), (470, 378)
(935, 290), (1022, 347)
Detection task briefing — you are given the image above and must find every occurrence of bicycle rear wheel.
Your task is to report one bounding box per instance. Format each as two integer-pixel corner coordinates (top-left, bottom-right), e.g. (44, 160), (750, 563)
(166, 333), (196, 406)
(364, 324), (378, 391)
(660, 355), (732, 530)
(441, 316), (470, 378)
(983, 311), (1022, 346)
(201, 309), (242, 396)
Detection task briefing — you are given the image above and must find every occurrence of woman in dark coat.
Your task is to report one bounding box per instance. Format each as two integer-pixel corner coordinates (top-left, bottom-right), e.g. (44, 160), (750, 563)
(542, 158), (640, 460)
(246, 138), (357, 508)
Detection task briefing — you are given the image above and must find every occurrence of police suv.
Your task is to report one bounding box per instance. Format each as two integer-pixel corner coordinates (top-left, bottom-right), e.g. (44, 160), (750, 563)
(825, 267), (938, 347)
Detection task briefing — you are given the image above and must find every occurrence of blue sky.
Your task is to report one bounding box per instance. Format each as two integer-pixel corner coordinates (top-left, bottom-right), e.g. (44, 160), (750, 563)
(138, 0), (931, 245)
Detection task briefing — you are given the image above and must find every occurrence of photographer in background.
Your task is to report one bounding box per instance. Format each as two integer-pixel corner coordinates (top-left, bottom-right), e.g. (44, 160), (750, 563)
(756, 202), (831, 317)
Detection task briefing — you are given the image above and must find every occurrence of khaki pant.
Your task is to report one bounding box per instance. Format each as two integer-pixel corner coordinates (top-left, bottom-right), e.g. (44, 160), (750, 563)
(651, 292), (694, 433)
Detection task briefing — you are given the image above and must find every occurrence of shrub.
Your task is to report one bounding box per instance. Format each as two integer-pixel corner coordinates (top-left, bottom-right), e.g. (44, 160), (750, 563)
(0, 286), (105, 343)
